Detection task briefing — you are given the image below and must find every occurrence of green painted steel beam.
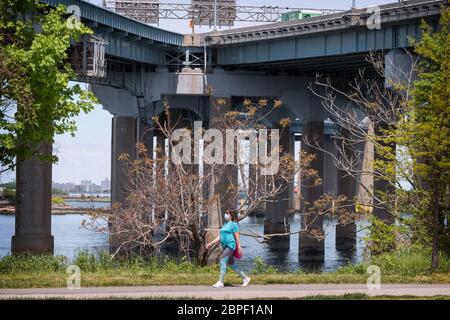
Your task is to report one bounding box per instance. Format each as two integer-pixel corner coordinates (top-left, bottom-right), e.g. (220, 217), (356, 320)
(43, 0), (184, 46)
(216, 17), (439, 66)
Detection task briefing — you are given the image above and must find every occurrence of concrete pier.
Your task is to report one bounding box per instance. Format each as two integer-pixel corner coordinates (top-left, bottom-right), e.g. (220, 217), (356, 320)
(264, 125), (292, 249)
(207, 96), (238, 217)
(139, 122), (154, 158)
(12, 142), (54, 254)
(205, 96), (237, 262)
(248, 163), (266, 216)
(111, 116), (137, 208)
(373, 124), (395, 224)
(335, 130), (357, 251)
(299, 121), (325, 262)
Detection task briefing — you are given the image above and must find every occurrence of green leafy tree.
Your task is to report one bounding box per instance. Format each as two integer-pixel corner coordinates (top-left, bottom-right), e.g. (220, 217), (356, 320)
(311, 8), (449, 271)
(398, 8), (450, 269)
(368, 9), (450, 269)
(0, 0), (96, 174)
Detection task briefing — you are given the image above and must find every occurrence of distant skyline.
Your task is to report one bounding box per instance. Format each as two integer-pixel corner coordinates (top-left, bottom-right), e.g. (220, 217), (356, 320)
(0, 0), (399, 184)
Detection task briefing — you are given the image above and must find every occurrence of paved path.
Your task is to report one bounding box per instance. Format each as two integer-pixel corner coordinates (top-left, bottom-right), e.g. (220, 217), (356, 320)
(1, 284), (450, 299)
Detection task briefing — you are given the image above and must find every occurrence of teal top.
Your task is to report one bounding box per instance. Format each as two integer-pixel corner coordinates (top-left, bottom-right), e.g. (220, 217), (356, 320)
(220, 221), (239, 250)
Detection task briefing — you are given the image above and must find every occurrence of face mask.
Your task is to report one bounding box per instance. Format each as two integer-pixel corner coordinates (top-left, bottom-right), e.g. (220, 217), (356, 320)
(224, 213), (231, 221)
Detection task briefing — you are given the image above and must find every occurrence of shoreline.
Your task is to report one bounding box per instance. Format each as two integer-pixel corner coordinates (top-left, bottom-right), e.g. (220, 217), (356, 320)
(0, 201), (110, 216)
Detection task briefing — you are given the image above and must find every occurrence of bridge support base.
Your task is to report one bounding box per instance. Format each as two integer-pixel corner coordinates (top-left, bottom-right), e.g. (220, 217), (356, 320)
(299, 121), (325, 262)
(264, 125), (292, 250)
(11, 142), (54, 255)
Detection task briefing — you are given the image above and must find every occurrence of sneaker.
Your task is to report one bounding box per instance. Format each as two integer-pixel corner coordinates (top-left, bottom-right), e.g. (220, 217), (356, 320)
(241, 276), (251, 287)
(212, 281), (224, 288)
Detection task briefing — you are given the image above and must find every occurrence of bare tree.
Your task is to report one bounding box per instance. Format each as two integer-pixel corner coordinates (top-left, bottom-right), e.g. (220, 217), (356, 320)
(308, 51), (420, 222)
(84, 91), (353, 264)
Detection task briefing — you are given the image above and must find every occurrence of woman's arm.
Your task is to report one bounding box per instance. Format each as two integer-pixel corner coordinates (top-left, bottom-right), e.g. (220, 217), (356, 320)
(234, 232), (241, 250)
(206, 235), (220, 249)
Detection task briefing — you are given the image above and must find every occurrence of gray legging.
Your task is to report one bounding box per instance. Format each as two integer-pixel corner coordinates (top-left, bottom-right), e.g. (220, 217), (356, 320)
(219, 247), (245, 283)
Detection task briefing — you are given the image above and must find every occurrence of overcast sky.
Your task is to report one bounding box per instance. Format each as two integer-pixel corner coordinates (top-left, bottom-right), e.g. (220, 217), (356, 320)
(0, 0), (398, 185)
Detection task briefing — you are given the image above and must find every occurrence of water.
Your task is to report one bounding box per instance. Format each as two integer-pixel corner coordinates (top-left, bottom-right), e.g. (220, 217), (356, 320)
(0, 203), (369, 272)
(238, 215), (368, 272)
(65, 201), (110, 209)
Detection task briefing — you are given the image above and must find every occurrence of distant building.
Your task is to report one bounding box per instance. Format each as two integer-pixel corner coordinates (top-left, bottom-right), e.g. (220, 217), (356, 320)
(52, 181), (76, 194)
(80, 180), (93, 192)
(52, 179), (110, 196)
(101, 178), (111, 192)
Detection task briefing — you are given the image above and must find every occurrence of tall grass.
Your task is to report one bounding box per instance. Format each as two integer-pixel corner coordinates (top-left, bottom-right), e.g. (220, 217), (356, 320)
(0, 250), (218, 275)
(336, 248), (450, 276)
(0, 247), (448, 277)
(0, 254), (68, 274)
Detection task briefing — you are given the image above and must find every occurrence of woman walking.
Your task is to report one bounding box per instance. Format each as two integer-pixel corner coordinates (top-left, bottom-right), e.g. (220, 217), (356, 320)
(206, 209), (251, 288)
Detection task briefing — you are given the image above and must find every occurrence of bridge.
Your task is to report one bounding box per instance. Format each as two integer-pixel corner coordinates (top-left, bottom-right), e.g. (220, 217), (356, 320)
(11, 0), (447, 263)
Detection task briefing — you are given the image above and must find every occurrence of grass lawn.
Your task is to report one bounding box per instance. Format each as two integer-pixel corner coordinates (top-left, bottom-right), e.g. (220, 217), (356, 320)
(0, 249), (449, 288)
(1, 270), (450, 288)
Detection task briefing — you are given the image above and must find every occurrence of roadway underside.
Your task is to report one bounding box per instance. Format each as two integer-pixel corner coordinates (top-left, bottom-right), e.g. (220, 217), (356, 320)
(220, 52), (385, 77)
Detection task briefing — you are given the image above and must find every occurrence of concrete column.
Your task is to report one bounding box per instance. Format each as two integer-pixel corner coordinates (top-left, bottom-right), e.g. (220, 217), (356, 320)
(206, 96), (237, 263)
(288, 132), (296, 212)
(111, 116), (137, 208)
(263, 124), (292, 250)
(12, 142), (54, 254)
(248, 163), (257, 203)
(155, 133), (165, 160)
(248, 164), (263, 215)
(335, 131), (357, 250)
(358, 122), (374, 214)
(294, 134), (302, 212)
(154, 133), (166, 223)
(373, 123), (395, 224)
(299, 121), (325, 262)
(248, 135), (265, 216)
(323, 134), (339, 195)
(139, 122), (153, 158)
(137, 120), (153, 227)
(207, 96), (238, 217)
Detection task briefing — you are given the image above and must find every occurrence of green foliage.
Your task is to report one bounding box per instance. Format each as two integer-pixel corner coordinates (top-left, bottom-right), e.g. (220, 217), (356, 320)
(252, 256), (279, 274)
(365, 8), (450, 269)
(335, 263), (367, 275)
(0, 0), (96, 171)
(51, 196), (64, 204)
(365, 216), (409, 255)
(0, 254), (68, 274)
(2, 186), (16, 204)
(336, 247), (450, 276)
(0, 182), (15, 189)
(370, 247), (450, 276)
(52, 189), (67, 195)
(401, 7), (450, 266)
(0, 249), (449, 288)
(73, 250), (117, 272)
(71, 250), (217, 274)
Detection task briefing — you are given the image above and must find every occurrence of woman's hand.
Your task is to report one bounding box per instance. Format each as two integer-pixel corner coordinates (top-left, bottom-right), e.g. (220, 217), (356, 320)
(206, 235), (220, 250)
